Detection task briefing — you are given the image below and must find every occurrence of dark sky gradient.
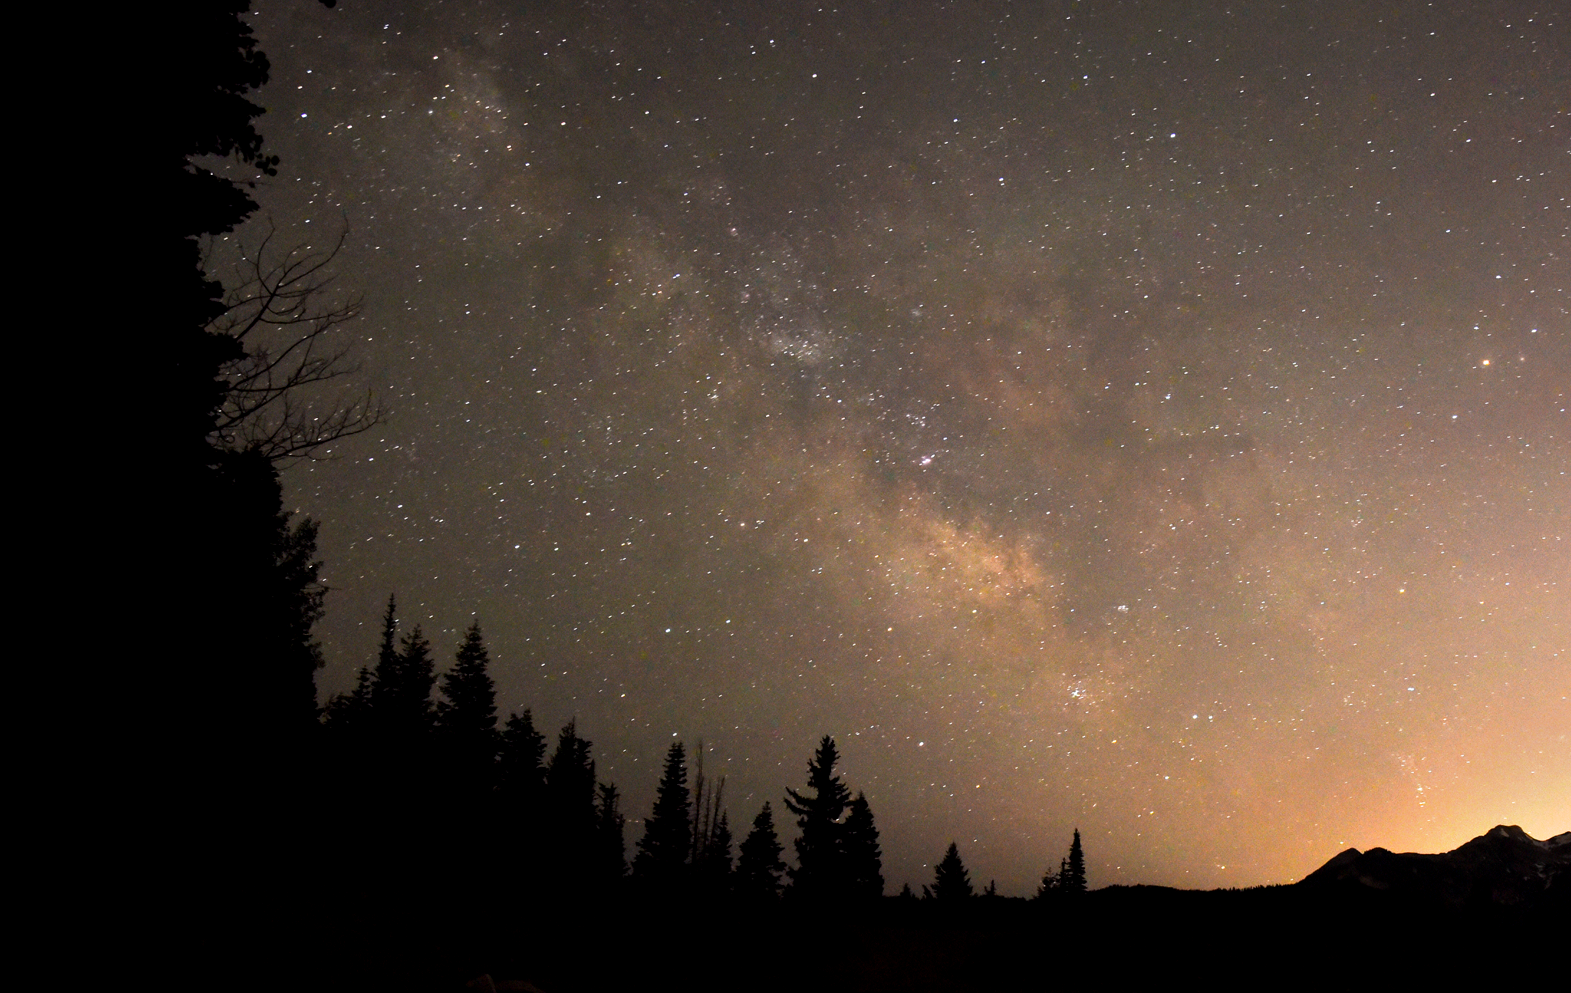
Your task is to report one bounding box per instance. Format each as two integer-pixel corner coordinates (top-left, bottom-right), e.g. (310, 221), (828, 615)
(216, 0), (1568, 893)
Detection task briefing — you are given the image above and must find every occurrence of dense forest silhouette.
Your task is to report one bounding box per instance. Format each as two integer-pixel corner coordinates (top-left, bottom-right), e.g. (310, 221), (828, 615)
(152, 5), (1563, 990)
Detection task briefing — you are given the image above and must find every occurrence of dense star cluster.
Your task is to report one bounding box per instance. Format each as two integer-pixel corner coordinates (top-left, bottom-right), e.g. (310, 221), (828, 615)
(214, 0), (1568, 893)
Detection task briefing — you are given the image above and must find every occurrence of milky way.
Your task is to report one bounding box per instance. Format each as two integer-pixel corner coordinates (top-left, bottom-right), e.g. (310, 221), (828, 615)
(216, 0), (1568, 892)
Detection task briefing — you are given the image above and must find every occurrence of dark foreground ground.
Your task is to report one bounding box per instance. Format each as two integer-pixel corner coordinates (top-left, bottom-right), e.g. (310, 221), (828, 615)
(285, 880), (1564, 991)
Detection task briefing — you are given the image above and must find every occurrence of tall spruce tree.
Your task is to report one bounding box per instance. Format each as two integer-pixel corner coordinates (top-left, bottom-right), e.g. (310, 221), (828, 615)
(544, 721), (598, 887)
(594, 782), (627, 886)
(436, 624), (497, 755)
(783, 736), (852, 899)
(374, 623), (435, 744)
(843, 792), (884, 899)
(735, 802), (786, 901)
(633, 742), (692, 888)
(497, 710), (548, 809)
(495, 709), (548, 883)
(932, 842), (973, 901)
(1064, 828), (1087, 894)
(435, 622), (499, 806)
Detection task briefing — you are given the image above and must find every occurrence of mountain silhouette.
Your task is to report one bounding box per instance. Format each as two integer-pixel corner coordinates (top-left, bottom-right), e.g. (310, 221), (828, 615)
(1297, 824), (1570, 910)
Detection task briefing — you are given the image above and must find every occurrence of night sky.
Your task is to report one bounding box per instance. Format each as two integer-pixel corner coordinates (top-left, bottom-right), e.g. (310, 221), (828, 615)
(218, 0), (1568, 894)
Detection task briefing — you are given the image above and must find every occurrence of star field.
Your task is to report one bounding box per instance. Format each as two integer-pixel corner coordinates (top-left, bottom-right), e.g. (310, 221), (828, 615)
(216, 0), (1569, 893)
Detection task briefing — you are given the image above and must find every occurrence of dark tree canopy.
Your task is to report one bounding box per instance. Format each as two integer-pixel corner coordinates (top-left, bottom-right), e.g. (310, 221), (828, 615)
(932, 842), (974, 901)
(494, 708), (548, 883)
(1064, 829), (1088, 894)
(372, 620), (436, 744)
(434, 622), (499, 803)
(783, 736), (853, 899)
(843, 792), (885, 900)
(633, 742), (692, 885)
(696, 810), (734, 893)
(497, 709), (548, 811)
(735, 802), (787, 902)
(435, 622), (498, 746)
(546, 722), (598, 837)
(594, 782), (627, 885)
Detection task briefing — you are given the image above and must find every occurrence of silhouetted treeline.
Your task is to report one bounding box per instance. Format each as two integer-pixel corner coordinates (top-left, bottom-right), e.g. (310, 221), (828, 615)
(317, 598), (913, 914)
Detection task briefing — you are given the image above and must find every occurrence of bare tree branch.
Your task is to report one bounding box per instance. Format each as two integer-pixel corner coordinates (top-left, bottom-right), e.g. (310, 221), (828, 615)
(206, 219), (384, 460)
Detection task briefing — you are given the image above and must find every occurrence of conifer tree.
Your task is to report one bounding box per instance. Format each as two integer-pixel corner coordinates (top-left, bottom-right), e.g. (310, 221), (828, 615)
(734, 802), (786, 901)
(696, 811), (733, 896)
(594, 782), (627, 885)
(323, 664), (372, 730)
(497, 709), (548, 805)
(1035, 860), (1062, 900)
(545, 721), (599, 882)
(783, 736), (852, 899)
(495, 709), (548, 881)
(375, 624), (435, 742)
(1064, 828), (1087, 894)
(633, 742), (691, 887)
(932, 842), (973, 901)
(436, 624), (497, 746)
(435, 622), (499, 803)
(368, 594), (398, 698)
(365, 598), (435, 744)
(842, 792), (884, 899)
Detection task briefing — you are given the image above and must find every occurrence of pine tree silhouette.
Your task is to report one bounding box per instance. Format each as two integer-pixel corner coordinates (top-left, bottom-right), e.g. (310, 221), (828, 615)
(783, 736), (852, 900)
(932, 842), (973, 901)
(1035, 859), (1062, 900)
(1064, 828), (1087, 894)
(435, 623), (498, 770)
(498, 710), (548, 809)
(373, 623), (435, 745)
(696, 810), (734, 896)
(633, 742), (692, 888)
(594, 782), (627, 886)
(735, 802), (787, 901)
(434, 622), (499, 817)
(843, 792), (885, 899)
(495, 709), (548, 885)
(544, 721), (598, 890)
(323, 664), (372, 730)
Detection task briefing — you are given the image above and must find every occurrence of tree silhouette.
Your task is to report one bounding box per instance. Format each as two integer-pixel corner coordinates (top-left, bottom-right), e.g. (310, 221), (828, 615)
(783, 736), (852, 900)
(206, 223), (381, 459)
(497, 709), (548, 809)
(932, 842), (974, 901)
(594, 782), (627, 886)
(734, 803), (787, 902)
(544, 721), (599, 888)
(435, 622), (499, 807)
(687, 740), (733, 897)
(209, 447), (327, 752)
(633, 742), (692, 887)
(696, 811), (734, 896)
(843, 792), (885, 899)
(1036, 859), (1063, 900)
(495, 709), (548, 884)
(373, 622), (436, 745)
(323, 663), (373, 730)
(436, 624), (498, 754)
(1064, 828), (1087, 894)
(1036, 829), (1087, 899)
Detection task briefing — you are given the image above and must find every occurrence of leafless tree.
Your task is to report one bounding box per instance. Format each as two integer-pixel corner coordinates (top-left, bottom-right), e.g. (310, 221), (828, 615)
(206, 221), (382, 460)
